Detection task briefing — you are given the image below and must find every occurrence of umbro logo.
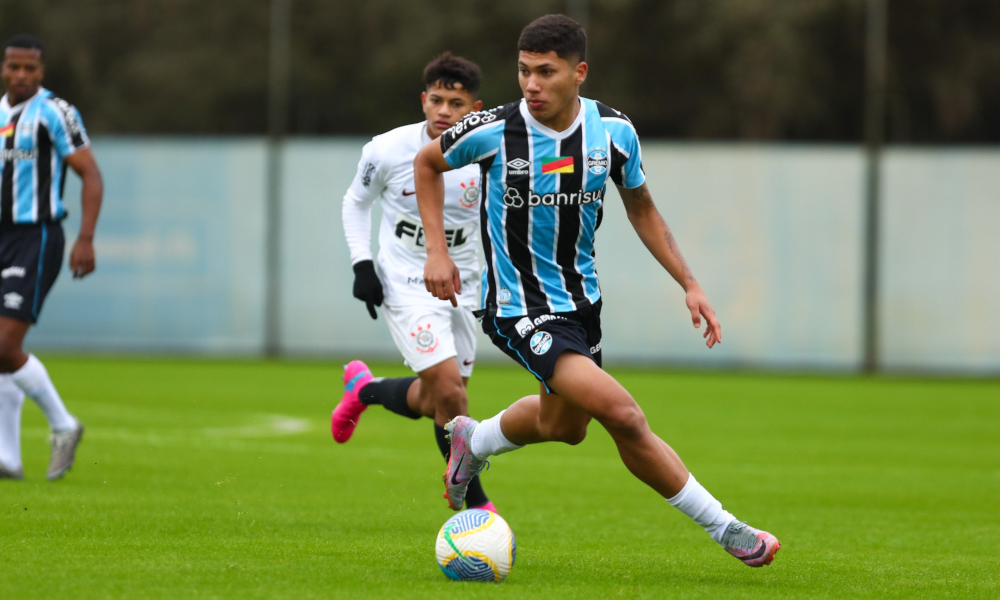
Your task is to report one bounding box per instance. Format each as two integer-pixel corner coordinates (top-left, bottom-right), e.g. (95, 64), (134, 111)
(506, 158), (530, 176)
(1, 266), (25, 279)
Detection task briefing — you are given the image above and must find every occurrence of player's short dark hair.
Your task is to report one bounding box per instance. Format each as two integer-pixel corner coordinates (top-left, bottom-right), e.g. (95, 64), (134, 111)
(423, 52), (482, 97)
(518, 14), (586, 63)
(5, 34), (44, 58)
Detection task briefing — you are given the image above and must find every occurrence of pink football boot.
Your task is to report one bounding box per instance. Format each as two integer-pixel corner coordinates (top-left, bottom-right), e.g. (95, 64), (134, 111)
(330, 360), (374, 443)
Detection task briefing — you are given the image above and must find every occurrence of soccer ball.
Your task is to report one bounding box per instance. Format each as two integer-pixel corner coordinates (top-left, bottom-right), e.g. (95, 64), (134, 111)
(435, 509), (516, 583)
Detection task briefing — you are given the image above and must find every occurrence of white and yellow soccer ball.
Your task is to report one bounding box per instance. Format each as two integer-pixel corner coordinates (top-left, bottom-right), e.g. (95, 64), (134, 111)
(435, 509), (516, 583)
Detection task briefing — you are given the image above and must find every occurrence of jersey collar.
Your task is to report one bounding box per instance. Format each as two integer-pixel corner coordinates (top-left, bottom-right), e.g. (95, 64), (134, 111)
(518, 96), (585, 140)
(0, 87), (47, 116)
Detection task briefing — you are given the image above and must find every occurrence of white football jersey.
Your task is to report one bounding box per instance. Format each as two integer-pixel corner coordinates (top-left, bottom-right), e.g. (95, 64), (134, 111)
(343, 122), (481, 308)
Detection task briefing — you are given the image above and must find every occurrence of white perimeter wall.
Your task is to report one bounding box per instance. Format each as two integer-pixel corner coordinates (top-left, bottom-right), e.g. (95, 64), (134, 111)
(29, 138), (1000, 374)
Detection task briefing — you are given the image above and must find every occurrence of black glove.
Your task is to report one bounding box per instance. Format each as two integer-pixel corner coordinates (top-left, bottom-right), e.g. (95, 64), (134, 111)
(352, 260), (384, 320)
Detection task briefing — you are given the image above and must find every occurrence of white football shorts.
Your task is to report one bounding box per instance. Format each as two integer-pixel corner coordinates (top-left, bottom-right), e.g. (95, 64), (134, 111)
(384, 302), (478, 377)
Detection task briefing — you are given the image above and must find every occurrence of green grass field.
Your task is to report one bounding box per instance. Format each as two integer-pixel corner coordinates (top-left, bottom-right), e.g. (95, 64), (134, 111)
(2, 357), (998, 599)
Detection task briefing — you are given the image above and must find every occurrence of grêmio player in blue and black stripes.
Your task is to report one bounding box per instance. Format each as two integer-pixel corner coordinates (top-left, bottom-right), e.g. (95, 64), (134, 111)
(0, 35), (103, 482)
(414, 15), (780, 567)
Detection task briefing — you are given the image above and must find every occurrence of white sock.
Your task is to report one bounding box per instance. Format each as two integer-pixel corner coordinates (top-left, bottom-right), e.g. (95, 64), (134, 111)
(666, 473), (737, 544)
(470, 410), (522, 459)
(11, 354), (76, 432)
(0, 375), (26, 471)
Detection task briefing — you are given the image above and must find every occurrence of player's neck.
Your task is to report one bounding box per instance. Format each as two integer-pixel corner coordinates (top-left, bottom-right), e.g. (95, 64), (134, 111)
(537, 94), (581, 133)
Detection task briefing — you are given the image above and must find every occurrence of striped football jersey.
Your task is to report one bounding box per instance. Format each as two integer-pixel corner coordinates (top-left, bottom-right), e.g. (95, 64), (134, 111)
(440, 97), (645, 317)
(0, 88), (89, 225)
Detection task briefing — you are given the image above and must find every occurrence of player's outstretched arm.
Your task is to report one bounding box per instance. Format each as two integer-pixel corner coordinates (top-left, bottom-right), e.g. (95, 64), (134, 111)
(65, 148), (103, 279)
(414, 140), (460, 307)
(618, 183), (722, 348)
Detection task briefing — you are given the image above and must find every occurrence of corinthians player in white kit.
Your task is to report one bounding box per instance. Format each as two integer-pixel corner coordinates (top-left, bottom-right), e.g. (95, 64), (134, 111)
(332, 53), (495, 512)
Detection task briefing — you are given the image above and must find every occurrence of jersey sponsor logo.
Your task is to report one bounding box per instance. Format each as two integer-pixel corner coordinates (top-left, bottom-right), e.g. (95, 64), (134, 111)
(515, 317), (533, 338)
(448, 110), (499, 140)
(361, 162), (376, 187)
(3, 292), (23, 310)
(411, 323), (439, 354)
(1, 266), (26, 279)
(497, 287), (512, 306)
(590, 342), (602, 354)
(516, 313), (567, 337)
(502, 186), (604, 209)
(458, 180), (480, 208)
(394, 215), (471, 252)
(0, 149), (38, 161)
(587, 148), (610, 175)
(54, 98), (83, 136)
(502, 187), (524, 208)
(506, 158), (530, 176)
(530, 331), (553, 355)
(541, 156), (574, 174)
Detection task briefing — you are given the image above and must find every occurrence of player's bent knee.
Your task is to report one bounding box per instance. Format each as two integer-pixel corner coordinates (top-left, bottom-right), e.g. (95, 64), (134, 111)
(429, 379), (468, 418)
(599, 402), (648, 442)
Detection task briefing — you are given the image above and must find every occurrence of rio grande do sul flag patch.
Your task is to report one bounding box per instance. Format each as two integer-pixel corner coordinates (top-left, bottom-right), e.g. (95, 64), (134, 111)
(540, 156), (574, 174)
(0, 124), (13, 137)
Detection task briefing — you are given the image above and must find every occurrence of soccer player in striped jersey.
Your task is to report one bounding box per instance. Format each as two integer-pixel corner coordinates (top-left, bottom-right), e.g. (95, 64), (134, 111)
(414, 16), (780, 567)
(0, 35), (103, 481)
(332, 53), (496, 512)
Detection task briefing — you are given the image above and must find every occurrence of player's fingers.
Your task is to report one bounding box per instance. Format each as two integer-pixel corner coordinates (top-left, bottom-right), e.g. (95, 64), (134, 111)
(690, 305), (701, 328)
(366, 302), (378, 320)
(453, 271), (462, 296)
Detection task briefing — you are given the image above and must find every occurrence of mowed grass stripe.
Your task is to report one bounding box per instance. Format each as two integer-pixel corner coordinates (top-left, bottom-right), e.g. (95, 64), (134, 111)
(1, 357), (997, 599)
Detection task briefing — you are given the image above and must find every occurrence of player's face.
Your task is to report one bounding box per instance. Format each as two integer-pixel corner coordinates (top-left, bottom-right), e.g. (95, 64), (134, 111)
(518, 51), (587, 125)
(1, 48), (45, 105)
(421, 82), (482, 138)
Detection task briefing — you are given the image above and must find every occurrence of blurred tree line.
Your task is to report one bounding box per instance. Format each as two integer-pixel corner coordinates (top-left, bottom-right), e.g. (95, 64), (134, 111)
(2, 0), (998, 142)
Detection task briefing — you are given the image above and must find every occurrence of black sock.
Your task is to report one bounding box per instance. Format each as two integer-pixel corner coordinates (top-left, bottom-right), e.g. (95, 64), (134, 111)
(435, 423), (490, 508)
(359, 377), (420, 419)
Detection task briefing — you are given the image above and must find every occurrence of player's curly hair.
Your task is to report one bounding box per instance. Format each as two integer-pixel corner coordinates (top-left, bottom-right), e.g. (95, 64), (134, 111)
(518, 14), (586, 63)
(423, 52), (482, 97)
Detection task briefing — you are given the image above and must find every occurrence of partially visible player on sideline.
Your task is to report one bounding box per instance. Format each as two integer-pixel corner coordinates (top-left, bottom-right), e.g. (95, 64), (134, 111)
(333, 53), (496, 512)
(414, 16), (780, 566)
(0, 35), (102, 481)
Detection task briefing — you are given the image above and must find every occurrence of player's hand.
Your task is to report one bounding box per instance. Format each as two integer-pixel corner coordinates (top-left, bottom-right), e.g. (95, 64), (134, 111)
(352, 260), (384, 319)
(69, 236), (96, 279)
(424, 250), (461, 307)
(685, 285), (722, 349)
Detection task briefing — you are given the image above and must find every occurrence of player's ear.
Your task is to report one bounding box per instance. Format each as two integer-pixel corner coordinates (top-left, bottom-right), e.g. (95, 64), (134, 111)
(472, 100), (483, 111)
(575, 61), (588, 85)
(420, 91), (427, 106)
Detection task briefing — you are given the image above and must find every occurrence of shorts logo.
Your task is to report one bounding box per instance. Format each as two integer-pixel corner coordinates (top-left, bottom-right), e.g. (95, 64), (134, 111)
(502, 187), (524, 208)
(590, 342), (602, 354)
(1, 266), (26, 279)
(587, 148), (610, 176)
(496, 287), (512, 306)
(3, 292), (23, 310)
(530, 331), (553, 355)
(506, 158), (530, 176)
(515, 317), (533, 338)
(411, 323), (439, 354)
(458, 179), (480, 209)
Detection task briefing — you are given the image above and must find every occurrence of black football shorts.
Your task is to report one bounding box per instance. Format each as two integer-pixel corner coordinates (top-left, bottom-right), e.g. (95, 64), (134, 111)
(482, 300), (602, 391)
(0, 221), (65, 323)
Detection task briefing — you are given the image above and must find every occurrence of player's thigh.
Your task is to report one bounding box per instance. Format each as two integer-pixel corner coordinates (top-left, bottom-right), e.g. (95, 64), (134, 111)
(383, 303), (459, 375)
(450, 306), (478, 378)
(547, 351), (640, 428)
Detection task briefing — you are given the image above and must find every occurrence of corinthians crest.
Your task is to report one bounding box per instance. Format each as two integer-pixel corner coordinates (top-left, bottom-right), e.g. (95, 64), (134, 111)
(458, 179), (480, 208)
